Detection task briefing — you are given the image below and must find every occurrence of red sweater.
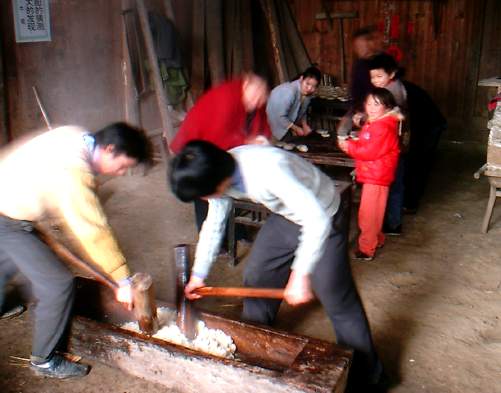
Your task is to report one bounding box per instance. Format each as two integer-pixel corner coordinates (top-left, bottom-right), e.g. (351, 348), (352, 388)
(345, 112), (400, 186)
(170, 79), (271, 153)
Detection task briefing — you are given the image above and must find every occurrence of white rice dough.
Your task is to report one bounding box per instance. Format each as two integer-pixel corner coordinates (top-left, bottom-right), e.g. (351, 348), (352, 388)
(121, 307), (237, 359)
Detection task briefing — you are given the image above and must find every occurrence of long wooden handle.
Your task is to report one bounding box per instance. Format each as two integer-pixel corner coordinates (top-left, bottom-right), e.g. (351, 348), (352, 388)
(37, 229), (119, 290)
(194, 287), (284, 299)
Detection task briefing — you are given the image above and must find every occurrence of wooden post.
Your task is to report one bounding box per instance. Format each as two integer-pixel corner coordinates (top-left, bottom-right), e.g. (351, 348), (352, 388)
(0, 34), (9, 145)
(191, 0), (206, 99)
(241, 0), (254, 72)
(281, 1), (311, 72)
(136, 0), (175, 149)
(205, 0), (225, 85)
(260, 0), (287, 83)
(122, 0), (141, 127)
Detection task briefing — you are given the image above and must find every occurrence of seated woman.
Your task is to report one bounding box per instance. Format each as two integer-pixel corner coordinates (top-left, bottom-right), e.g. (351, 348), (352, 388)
(266, 67), (321, 141)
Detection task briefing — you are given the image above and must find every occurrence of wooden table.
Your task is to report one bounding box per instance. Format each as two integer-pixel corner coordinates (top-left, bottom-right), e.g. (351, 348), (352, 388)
(283, 131), (355, 169)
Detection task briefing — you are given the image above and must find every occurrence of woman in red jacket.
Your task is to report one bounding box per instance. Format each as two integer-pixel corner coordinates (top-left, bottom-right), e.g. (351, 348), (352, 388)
(338, 88), (402, 260)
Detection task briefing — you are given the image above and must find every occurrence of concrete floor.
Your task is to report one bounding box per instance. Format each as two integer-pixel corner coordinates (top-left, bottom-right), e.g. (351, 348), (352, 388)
(1, 140), (501, 392)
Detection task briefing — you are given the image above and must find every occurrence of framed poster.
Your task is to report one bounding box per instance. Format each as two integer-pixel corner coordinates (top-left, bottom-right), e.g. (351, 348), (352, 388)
(12, 0), (51, 43)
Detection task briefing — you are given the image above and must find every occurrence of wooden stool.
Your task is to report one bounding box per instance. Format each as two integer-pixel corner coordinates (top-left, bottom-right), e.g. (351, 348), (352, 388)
(482, 176), (501, 233)
(226, 199), (270, 266)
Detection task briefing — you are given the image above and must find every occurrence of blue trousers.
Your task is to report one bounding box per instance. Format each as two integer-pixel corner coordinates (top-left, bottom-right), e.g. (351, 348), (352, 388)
(385, 157), (406, 229)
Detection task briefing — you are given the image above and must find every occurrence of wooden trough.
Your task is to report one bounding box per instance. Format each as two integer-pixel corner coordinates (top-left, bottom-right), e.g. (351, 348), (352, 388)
(68, 278), (352, 393)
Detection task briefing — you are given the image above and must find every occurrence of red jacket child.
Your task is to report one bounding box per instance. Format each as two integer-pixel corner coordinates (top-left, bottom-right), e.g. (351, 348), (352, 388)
(170, 78), (271, 153)
(345, 109), (401, 186)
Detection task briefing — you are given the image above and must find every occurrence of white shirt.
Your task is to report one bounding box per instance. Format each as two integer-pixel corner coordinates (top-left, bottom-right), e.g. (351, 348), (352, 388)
(193, 145), (341, 278)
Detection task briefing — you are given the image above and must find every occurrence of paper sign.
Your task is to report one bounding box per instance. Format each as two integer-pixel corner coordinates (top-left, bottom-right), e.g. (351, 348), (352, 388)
(12, 0), (51, 43)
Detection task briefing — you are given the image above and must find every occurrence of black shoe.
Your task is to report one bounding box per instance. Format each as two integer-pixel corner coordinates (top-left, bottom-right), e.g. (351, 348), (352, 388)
(354, 250), (374, 261)
(31, 354), (90, 379)
(383, 224), (402, 236)
(0, 305), (26, 320)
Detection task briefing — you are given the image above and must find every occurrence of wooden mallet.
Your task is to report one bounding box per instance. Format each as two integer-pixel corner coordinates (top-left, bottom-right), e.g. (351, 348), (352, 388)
(38, 229), (159, 335)
(174, 244), (284, 340)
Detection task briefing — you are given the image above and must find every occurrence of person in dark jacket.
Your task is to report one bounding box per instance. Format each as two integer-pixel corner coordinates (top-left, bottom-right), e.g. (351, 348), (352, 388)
(402, 80), (447, 213)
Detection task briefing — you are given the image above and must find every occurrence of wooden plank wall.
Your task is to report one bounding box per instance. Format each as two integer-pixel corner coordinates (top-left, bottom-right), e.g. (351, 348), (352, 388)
(288, 0), (495, 140)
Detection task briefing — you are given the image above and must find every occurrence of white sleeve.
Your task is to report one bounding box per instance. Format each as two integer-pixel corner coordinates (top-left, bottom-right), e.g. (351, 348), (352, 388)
(192, 197), (232, 279)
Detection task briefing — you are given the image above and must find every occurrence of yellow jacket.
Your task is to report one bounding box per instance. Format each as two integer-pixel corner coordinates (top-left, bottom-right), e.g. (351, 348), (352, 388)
(0, 126), (130, 281)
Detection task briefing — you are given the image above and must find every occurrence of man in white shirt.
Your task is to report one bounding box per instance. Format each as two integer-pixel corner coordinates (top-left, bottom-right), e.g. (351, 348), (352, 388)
(169, 141), (385, 391)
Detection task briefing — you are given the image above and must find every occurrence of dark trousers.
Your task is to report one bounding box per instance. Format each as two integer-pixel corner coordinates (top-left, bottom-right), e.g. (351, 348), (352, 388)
(242, 197), (382, 384)
(385, 156), (406, 229)
(0, 216), (74, 360)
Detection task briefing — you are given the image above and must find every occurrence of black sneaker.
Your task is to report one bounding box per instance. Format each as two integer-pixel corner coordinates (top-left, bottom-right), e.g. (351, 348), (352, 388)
(354, 250), (374, 261)
(30, 354), (90, 379)
(0, 305), (26, 320)
(383, 224), (402, 236)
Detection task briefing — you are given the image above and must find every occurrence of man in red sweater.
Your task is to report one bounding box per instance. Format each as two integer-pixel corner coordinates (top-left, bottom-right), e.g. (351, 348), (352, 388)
(170, 73), (271, 233)
(170, 73), (271, 153)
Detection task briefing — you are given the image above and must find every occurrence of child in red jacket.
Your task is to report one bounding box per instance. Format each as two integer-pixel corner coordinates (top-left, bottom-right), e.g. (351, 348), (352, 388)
(338, 88), (402, 260)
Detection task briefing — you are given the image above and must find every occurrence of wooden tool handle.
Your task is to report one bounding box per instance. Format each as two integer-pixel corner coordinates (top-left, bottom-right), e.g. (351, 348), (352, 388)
(37, 229), (119, 290)
(194, 287), (284, 299)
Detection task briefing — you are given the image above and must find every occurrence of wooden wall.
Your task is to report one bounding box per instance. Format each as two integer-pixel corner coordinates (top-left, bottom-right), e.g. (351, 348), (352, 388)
(288, 0), (499, 140)
(0, 0), (174, 140)
(1, 0), (499, 142)
(0, 0), (126, 138)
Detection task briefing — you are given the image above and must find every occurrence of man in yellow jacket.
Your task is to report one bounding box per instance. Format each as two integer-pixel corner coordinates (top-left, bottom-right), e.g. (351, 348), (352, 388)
(0, 122), (152, 379)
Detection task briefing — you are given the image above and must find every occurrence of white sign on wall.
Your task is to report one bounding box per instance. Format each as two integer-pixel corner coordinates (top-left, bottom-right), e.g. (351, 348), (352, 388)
(12, 0), (51, 43)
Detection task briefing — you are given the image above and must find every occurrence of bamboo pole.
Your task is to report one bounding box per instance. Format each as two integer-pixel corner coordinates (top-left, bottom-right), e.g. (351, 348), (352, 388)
(136, 0), (175, 150)
(32, 86), (52, 129)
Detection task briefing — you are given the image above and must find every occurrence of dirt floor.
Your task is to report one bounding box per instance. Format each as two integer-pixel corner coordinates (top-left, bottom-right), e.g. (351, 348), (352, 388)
(1, 139), (501, 393)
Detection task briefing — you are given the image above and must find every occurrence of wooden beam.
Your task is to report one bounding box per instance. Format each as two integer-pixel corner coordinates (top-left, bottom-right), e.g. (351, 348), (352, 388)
(280, 1), (311, 72)
(206, 0), (225, 85)
(260, 0), (287, 83)
(241, 0), (254, 72)
(136, 0), (175, 150)
(315, 12), (358, 20)
(0, 29), (9, 145)
(191, 0), (206, 99)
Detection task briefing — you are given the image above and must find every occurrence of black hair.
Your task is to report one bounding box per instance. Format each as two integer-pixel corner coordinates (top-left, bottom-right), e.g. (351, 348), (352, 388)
(365, 87), (397, 109)
(368, 53), (399, 74)
(301, 66), (322, 83)
(353, 26), (377, 39)
(94, 122), (153, 165)
(169, 140), (236, 202)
